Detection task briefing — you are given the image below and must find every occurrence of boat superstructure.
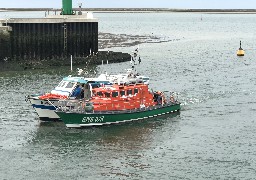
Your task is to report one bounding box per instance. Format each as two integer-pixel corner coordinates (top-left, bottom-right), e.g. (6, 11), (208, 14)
(55, 47), (180, 127)
(27, 75), (112, 121)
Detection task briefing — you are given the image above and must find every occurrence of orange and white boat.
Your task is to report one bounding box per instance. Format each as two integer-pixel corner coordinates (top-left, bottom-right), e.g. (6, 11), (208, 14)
(26, 67), (149, 121)
(56, 75), (180, 128)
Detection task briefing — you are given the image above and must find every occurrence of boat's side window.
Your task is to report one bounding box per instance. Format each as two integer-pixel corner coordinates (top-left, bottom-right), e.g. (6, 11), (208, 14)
(97, 91), (103, 97)
(134, 88), (138, 94)
(105, 92), (110, 97)
(91, 83), (100, 89)
(112, 91), (118, 97)
(57, 80), (65, 87)
(62, 81), (68, 87)
(127, 89), (132, 95)
(120, 90), (125, 96)
(66, 82), (75, 88)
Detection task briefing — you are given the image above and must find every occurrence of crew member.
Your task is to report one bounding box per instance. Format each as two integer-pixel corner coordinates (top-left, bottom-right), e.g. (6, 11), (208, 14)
(71, 85), (82, 99)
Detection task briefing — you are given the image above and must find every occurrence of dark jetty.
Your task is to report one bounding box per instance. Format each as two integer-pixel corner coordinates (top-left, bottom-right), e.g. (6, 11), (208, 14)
(0, 17), (132, 71)
(0, 50), (131, 71)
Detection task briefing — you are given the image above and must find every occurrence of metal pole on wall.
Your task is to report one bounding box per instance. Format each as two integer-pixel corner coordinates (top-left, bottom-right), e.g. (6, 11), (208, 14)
(71, 55), (73, 72)
(63, 23), (67, 53)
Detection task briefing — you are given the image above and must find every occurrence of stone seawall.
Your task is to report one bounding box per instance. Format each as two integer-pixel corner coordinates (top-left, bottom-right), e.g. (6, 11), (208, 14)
(0, 27), (11, 62)
(0, 51), (131, 71)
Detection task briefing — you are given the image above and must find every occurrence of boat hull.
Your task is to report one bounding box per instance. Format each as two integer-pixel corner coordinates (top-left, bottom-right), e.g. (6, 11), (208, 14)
(56, 104), (181, 128)
(28, 97), (82, 121)
(28, 97), (60, 121)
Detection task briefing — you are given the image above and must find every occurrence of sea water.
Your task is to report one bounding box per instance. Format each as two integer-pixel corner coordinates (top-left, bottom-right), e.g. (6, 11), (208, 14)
(0, 11), (256, 179)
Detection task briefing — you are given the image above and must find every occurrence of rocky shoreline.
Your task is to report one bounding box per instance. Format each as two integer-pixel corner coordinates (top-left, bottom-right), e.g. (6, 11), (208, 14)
(98, 32), (179, 49)
(0, 51), (131, 71)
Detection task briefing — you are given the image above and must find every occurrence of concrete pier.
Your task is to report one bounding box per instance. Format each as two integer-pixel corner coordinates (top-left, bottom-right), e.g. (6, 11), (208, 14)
(0, 13), (98, 62)
(0, 26), (12, 61)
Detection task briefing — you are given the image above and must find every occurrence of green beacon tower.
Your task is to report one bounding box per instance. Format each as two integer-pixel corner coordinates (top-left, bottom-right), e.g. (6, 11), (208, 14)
(62, 0), (74, 15)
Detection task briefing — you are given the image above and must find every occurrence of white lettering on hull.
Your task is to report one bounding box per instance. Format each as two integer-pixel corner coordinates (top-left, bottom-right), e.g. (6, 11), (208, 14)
(82, 116), (105, 123)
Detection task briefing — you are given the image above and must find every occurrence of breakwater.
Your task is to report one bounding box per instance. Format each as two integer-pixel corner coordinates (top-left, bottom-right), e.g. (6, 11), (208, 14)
(0, 15), (98, 61)
(0, 12), (138, 71)
(1, 8), (256, 13)
(0, 50), (131, 71)
(0, 26), (11, 61)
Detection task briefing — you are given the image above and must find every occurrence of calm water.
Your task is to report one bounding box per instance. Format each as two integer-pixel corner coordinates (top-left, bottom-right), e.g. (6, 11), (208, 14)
(1, 12), (256, 179)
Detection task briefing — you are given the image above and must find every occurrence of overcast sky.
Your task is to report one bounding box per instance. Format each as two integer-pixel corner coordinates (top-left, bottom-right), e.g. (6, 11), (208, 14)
(1, 0), (256, 9)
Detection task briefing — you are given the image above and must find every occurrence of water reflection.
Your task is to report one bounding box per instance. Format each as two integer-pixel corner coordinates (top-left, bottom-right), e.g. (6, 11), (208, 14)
(32, 112), (181, 151)
(28, 113), (181, 178)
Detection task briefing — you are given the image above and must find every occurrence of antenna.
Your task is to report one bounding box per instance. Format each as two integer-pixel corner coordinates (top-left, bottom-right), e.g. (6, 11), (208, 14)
(78, 2), (83, 15)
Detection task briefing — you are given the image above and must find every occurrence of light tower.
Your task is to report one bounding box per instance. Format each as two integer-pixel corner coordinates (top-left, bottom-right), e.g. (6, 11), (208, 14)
(62, 0), (74, 15)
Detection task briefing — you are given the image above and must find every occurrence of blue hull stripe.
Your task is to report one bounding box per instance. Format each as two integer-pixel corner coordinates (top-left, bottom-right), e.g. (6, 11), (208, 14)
(32, 104), (56, 110)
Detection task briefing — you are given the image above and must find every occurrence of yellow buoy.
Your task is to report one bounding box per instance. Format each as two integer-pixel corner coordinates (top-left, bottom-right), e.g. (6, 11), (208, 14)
(237, 41), (245, 56)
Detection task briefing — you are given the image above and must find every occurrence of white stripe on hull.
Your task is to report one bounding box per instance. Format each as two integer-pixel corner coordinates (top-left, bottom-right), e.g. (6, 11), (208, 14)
(81, 123), (103, 126)
(66, 124), (82, 128)
(29, 98), (59, 120)
(35, 108), (60, 119)
(124, 119), (133, 122)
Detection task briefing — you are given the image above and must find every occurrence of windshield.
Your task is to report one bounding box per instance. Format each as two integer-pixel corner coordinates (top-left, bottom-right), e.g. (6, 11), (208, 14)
(66, 82), (75, 88)
(57, 81), (76, 89)
(57, 80), (66, 87)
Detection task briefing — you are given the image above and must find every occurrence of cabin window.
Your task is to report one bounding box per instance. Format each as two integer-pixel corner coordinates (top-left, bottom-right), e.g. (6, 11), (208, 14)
(120, 90), (125, 96)
(112, 92), (118, 97)
(66, 82), (75, 88)
(91, 84), (100, 88)
(57, 81), (65, 87)
(134, 88), (138, 94)
(105, 92), (110, 97)
(127, 89), (132, 95)
(97, 91), (103, 97)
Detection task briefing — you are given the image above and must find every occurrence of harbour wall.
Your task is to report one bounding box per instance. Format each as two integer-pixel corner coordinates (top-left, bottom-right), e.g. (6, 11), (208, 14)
(0, 14), (131, 71)
(7, 51), (131, 71)
(0, 26), (11, 61)
(0, 15), (98, 61)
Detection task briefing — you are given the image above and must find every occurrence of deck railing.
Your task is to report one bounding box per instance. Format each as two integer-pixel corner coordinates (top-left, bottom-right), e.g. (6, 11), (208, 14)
(56, 99), (179, 114)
